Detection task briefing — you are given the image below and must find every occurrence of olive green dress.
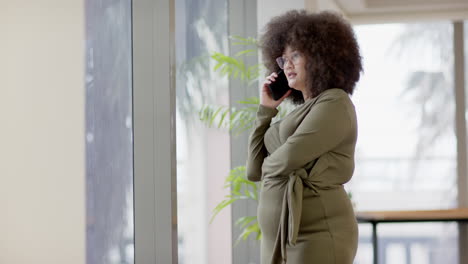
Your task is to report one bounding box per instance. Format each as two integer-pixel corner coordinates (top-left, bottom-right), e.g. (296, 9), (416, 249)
(246, 88), (358, 264)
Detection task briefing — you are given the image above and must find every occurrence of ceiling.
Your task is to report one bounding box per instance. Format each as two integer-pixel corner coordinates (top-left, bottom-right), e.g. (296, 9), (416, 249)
(311, 0), (468, 24)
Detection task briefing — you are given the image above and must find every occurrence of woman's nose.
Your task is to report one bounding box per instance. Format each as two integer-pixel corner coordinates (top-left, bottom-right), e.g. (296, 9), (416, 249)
(284, 59), (293, 69)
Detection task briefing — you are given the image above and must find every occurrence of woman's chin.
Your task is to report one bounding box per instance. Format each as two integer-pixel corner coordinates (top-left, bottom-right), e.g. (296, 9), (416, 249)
(287, 80), (296, 88)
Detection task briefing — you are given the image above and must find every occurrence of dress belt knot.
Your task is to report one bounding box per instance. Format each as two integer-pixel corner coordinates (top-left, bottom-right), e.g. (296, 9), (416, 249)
(268, 167), (320, 264)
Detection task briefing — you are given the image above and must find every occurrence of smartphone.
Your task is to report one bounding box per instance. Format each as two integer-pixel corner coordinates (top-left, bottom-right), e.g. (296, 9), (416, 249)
(268, 70), (291, 101)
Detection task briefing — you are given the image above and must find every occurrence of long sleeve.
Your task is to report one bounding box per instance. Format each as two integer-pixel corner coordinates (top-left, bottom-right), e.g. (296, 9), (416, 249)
(246, 104), (279, 182)
(261, 95), (352, 179)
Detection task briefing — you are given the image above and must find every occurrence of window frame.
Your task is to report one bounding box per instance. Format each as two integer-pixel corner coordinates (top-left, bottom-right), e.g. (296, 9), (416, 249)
(454, 21), (468, 264)
(133, 0), (178, 263)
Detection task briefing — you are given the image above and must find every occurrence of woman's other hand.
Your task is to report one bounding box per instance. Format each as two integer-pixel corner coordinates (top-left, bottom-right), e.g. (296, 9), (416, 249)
(260, 72), (292, 109)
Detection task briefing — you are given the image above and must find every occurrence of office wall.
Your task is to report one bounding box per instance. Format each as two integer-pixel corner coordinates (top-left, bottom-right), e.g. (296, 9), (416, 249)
(257, 0), (345, 34)
(0, 1), (86, 264)
(257, 0), (306, 33)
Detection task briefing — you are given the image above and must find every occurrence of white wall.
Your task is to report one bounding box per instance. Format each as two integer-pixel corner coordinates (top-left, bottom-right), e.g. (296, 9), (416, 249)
(0, 1), (86, 264)
(257, 0), (306, 33)
(257, 0), (346, 34)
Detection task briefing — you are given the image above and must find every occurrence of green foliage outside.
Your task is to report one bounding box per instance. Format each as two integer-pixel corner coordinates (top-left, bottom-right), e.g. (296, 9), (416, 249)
(199, 36), (292, 244)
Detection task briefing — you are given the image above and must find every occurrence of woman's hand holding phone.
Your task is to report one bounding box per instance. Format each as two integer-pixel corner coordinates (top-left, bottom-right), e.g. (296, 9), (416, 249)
(261, 72), (292, 109)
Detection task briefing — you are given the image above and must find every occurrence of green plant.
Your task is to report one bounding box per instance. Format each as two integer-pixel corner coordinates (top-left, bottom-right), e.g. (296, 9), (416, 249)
(209, 166), (262, 244)
(198, 37), (290, 135)
(200, 35), (293, 244)
(200, 36), (266, 244)
(211, 35), (262, 83)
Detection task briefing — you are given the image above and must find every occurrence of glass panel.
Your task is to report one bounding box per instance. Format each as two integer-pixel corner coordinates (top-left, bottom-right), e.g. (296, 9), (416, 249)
(175, 0), (231, 263)
(85, 0), (134, 263)
(351, 23), (458, 264)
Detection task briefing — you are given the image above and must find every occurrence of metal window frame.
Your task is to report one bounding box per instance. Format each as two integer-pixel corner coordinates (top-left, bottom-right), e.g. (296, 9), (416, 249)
(133, 0), (178, 263)
(454, 21), (468, 264)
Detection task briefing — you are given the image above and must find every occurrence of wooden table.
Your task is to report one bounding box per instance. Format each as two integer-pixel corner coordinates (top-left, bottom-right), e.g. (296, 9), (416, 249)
(356, 208), (468, 264)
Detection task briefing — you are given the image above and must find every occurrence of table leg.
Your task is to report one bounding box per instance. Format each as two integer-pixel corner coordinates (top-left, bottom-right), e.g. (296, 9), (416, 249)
(372, 222), (378, 264)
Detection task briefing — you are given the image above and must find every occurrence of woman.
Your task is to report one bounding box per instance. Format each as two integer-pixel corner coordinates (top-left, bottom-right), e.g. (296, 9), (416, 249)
(246, 10), (363, 264)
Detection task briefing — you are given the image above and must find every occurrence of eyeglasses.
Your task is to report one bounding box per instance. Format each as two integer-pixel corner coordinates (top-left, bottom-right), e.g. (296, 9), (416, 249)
(276, 51), (302, 69)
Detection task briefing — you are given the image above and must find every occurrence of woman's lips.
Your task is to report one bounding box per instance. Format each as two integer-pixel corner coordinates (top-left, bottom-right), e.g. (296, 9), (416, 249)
(287, 73), (297, 78)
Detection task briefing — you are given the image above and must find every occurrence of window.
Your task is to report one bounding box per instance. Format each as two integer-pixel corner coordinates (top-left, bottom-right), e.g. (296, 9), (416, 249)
(351, 23), (458, 264)
(85, 0), (134, 263)
(175, 0), (231, 263)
